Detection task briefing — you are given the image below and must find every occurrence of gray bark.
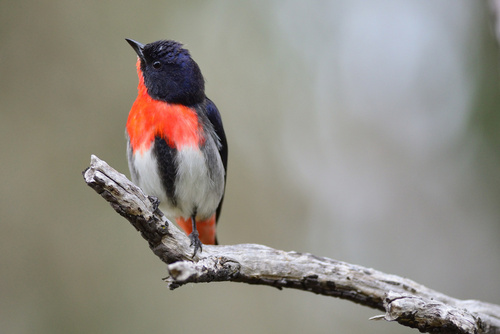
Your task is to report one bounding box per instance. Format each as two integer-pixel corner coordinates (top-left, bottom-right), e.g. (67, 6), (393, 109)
(83, 155), (500, 334)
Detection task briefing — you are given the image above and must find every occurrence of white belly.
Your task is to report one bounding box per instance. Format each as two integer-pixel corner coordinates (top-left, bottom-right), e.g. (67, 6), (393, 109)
(175, 146), (224, 219)
(130, 146), (166, 201)
(129, 142), (224, 220)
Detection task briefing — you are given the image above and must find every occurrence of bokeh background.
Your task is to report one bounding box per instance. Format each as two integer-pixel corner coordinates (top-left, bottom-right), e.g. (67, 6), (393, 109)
(2, 1), (500, 333)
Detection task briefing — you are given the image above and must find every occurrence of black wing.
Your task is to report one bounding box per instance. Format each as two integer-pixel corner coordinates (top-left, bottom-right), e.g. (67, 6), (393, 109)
(205, 98), (228, 224)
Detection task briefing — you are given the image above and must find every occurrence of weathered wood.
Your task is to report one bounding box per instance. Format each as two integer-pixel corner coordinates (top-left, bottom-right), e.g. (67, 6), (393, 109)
(83, 155), (500, 334)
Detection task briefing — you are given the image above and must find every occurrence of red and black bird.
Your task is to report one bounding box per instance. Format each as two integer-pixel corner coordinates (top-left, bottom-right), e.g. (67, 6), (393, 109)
(125, 39), (227, 255)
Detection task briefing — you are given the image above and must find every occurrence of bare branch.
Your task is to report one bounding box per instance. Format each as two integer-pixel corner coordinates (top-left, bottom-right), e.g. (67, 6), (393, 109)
(83, 155), (500, 334)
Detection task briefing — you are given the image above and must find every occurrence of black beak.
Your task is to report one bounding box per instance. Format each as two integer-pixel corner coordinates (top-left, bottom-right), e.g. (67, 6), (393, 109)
(125, 38), (145, 61)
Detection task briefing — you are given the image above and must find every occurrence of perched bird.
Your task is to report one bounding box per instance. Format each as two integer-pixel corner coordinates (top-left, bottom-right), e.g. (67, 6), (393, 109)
(125, 38), (228, 255)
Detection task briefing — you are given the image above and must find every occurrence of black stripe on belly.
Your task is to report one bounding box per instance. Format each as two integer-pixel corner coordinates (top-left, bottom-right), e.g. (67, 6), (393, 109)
(153, 137), (177, 206)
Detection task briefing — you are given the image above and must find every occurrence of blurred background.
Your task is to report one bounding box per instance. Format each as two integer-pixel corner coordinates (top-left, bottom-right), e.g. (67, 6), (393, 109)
(1, 1), (500, 333)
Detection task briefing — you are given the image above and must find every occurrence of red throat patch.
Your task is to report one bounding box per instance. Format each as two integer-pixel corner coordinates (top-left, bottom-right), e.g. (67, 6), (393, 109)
(126, 59), (205, 154)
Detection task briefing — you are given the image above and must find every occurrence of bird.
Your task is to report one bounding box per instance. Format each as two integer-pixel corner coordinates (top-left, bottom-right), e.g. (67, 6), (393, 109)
(125, 38), (228, 256)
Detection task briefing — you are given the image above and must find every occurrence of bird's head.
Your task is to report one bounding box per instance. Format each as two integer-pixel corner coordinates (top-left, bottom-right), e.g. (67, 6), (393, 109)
(126, 39), (205, 105)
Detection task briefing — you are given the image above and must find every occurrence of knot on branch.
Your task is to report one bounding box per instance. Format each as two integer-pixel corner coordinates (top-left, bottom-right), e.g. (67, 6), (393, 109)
(165, 257), (241, 289)
(383, 292), (482, 334)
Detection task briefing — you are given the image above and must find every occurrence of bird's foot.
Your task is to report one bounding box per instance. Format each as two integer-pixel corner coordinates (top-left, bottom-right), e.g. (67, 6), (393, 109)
(188, 230), (203, 257)
(148, 196), (160, 211)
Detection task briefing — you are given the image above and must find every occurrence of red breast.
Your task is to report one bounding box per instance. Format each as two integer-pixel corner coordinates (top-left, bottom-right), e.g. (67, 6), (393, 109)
(127, 60), (205, 154)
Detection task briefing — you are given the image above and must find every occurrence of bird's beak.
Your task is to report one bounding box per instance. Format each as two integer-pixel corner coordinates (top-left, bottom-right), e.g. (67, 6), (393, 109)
(125, 38), (145, 62)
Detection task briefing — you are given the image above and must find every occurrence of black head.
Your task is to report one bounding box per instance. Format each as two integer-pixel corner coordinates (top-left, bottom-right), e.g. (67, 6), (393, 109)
(126, 39), (205, 105)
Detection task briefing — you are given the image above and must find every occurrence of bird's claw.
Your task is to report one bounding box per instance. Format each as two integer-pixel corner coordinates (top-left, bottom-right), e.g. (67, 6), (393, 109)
(189, 230), (203, 257)
(148, 196), (160, 211)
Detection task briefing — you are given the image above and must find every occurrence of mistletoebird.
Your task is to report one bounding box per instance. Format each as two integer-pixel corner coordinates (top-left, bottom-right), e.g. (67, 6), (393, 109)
(125, 39), (228, 255)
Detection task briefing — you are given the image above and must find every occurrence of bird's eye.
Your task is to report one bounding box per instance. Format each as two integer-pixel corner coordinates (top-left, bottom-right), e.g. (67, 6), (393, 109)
(152, 61), (162, 69)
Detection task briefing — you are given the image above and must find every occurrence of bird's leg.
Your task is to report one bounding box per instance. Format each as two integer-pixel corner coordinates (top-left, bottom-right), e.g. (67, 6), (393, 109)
(188, 213), (203, 256)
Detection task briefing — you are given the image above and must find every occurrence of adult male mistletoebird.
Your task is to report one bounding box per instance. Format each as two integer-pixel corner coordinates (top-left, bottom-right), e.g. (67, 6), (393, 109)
(125, 38), (228, 256)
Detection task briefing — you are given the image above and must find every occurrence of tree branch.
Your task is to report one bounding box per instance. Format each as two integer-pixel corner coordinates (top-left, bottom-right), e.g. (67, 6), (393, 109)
(83, 155), (500, 334)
